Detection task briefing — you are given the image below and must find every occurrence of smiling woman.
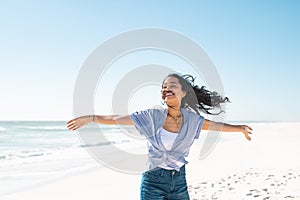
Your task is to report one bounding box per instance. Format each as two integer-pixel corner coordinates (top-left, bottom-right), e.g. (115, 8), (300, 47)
(67, 73), (253, 200)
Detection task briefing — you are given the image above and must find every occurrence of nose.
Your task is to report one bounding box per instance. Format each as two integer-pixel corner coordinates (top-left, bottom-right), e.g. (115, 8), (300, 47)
(162, 88), (170, 93)
(162, 85), (171, 91)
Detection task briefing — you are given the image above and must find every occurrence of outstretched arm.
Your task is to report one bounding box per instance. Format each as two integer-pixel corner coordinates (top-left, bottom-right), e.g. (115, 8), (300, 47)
(67, 115), (134, 131)
(202, 119), (253, 141)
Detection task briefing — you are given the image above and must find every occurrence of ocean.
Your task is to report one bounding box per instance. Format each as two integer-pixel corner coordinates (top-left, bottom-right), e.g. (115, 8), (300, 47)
(0, 121), (144, 196)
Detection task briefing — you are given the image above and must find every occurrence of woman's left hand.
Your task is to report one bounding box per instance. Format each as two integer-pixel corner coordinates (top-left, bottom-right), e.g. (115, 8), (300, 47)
(240, 125), (253, 141)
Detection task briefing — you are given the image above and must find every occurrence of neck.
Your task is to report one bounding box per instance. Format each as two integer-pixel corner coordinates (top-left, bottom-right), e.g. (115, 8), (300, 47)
(167, 105), (182, 117)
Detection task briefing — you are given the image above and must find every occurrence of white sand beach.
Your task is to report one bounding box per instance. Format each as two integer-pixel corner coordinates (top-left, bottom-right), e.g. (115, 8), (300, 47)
(1, 122), (300, 200)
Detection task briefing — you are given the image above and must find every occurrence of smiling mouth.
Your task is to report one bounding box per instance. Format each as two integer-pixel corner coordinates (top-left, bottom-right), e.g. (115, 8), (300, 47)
(163, 91), (175, 98)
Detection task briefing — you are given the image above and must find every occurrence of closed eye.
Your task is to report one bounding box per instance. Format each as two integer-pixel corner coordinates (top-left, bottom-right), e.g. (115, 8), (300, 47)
(162, 84), (177, 89)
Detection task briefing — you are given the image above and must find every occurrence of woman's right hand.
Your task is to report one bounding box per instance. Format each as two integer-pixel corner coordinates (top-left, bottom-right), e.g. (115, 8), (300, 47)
(66, 116), (93, 131)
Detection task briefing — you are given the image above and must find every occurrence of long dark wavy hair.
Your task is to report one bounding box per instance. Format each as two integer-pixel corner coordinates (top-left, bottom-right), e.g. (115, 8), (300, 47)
(163, 73), (230, 115)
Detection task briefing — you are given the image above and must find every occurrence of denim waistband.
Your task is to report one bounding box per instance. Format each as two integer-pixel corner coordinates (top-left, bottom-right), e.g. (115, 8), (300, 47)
(148, 165), (185, 177)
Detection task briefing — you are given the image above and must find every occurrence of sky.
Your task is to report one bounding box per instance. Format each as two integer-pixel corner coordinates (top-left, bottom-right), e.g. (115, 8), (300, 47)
(0, 0), (299, 122)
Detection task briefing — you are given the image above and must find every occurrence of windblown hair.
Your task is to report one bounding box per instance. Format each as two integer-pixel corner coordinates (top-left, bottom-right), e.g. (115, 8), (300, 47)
(164, 73), (230, 115)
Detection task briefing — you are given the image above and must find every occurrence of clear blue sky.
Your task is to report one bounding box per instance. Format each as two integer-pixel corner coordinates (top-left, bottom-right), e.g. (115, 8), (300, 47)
(0, 0), (299, 121)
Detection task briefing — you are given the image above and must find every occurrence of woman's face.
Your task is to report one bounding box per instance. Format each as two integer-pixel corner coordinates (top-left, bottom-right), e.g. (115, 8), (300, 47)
(161, 76), (186, 106)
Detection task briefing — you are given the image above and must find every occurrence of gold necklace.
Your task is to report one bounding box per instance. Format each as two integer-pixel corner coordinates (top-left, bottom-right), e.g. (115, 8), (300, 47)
(167, 113), (182, 129)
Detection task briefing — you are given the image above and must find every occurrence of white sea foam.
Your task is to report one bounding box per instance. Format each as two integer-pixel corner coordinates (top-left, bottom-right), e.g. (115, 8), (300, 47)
(16, 125), (68, 131)
(0, 127), (7, 133)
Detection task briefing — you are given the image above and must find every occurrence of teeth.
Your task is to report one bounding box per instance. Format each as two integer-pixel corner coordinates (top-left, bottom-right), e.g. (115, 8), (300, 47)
(166, 92), (174, 96)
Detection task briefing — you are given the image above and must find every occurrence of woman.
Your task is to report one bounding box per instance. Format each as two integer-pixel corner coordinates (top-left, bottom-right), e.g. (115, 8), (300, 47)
(67, 73), (252, 200)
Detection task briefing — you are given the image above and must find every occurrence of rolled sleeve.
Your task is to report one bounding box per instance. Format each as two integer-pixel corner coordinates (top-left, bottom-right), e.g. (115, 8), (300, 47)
(194, 115), (205, 139)
(130, 109), (154, 137)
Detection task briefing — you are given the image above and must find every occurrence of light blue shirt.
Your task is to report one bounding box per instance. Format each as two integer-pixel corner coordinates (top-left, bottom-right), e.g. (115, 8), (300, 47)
(130, 107), (204, 171)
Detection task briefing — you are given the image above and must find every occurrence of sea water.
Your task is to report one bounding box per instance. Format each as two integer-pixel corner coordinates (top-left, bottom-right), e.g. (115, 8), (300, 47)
(0, 121), (145, 196)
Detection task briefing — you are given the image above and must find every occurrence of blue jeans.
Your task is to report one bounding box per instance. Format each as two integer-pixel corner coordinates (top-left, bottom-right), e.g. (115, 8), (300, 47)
(140, 165), (190, 200)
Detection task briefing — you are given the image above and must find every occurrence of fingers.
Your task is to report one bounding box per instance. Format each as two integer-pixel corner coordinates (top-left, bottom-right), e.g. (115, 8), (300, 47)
(68, 124), (78, 131)
(241, 125), (252, 141)
(246, 125), (253, 132)
(66, 119), (75, 125)
(245, 134), (251, 141)
(243, 130), (251, 141)
(66, 120), (78, 131)
(243, 125), (253, 131)
(243, 125), (253, 135)
(247, 129), (253, 135)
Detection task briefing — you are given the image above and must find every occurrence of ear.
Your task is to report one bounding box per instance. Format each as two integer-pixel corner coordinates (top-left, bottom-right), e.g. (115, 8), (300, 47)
(182, 91), (186, 98)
